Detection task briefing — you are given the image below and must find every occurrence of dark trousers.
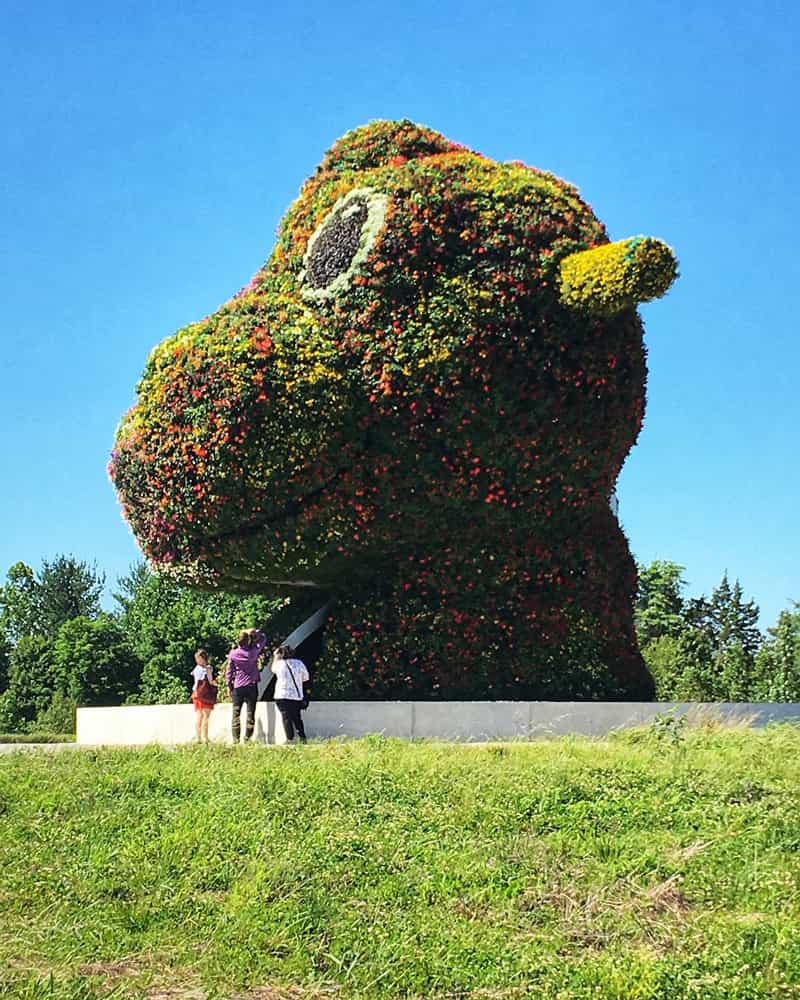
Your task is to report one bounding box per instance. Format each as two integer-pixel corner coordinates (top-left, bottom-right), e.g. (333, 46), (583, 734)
(275, 699), (306, 743)
(231, 684), (258, 742)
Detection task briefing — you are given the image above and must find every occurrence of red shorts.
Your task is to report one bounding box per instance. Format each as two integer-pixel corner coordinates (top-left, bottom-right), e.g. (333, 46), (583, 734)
(192, 696), (215, 712)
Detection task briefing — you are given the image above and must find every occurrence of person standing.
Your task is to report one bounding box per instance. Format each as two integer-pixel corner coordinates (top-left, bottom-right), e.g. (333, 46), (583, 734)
(191, 649), (217, 743)
(226, 628), (267, 743)
(270, 644), (310, 744)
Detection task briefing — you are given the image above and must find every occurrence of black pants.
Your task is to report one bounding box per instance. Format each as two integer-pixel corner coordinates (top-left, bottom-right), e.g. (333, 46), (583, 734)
(231, 684), (258, 742)
(275, 699), (306, 743)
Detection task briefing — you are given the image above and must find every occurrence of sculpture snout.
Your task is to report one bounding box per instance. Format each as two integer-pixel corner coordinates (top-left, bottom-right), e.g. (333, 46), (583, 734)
(559, 236), (678, 316)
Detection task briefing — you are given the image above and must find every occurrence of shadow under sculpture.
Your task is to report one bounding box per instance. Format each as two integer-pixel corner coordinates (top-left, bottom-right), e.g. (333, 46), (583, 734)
(110, 119), (678, 701)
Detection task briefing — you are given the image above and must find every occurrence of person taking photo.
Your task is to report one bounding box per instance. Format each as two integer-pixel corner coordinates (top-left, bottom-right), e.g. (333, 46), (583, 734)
(225, 628), (267, 743)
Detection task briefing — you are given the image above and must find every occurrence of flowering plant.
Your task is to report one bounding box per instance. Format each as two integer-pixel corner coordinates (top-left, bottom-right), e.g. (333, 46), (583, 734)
(110, 120), (677, 699)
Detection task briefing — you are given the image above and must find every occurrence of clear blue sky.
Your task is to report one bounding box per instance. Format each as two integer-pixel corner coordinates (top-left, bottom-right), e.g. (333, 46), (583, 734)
(1, 0), (797, 629)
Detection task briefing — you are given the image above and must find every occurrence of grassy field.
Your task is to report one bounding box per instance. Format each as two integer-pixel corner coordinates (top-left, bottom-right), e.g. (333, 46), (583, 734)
(1, 725), (799, 999)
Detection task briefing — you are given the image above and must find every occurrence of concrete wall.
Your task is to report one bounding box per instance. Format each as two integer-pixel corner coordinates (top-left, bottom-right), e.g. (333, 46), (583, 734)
(76, 700), (800, 747)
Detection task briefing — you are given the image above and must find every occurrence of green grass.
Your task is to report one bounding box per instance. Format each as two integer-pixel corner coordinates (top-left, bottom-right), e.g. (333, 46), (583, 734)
(1, 726), (800, 999)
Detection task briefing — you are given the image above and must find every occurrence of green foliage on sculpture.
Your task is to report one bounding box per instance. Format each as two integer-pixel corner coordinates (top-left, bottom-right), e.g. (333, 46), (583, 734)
(109, 120), (679, 699)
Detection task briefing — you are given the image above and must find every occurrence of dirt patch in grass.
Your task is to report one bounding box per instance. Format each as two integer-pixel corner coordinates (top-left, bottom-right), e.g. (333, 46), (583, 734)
(641, 873), (691, 916)
(667, 838), (713, 863)
(78, 959), (146, 979)
(426, 991), (528, 1000)
(514, 869), (694, 955)
(229, 988), (340, 1000)
(146, 990), (206, 1000)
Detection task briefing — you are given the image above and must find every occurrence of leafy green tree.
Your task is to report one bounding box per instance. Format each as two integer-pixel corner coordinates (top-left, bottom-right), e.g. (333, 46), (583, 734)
(29, 690), (78, 735)
(0, 562), (40, 642)
(0, 690), (22, 732)
(0, 555), (109, 729)
(753, 604), (800, 702)
(637, 564), (767, 702)
(2, 634), (56, 729)
(115, 562), (284, 703)
(636, 561), (695, 700)
(0, 636), (10, 692)
(715, 642), (756, 702)
(116, 567), (226, 701)
(659, 627), (714, 701)
(641, 635), (683, 700)
(52, 615), (141, 706)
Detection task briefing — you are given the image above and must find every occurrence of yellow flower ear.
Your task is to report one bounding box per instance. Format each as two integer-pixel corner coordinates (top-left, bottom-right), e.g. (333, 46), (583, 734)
(559, 237), (678, 316)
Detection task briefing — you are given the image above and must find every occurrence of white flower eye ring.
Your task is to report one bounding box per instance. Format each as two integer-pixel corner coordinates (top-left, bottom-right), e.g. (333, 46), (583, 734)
(301, 188), (388, 301)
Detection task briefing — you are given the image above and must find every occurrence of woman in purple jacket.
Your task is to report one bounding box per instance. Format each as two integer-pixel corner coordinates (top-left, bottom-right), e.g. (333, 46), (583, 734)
(225, 628), (267, 743)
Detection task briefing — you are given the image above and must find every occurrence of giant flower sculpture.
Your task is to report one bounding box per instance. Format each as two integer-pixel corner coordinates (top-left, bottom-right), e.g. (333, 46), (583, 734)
(110, 120), (678, 700)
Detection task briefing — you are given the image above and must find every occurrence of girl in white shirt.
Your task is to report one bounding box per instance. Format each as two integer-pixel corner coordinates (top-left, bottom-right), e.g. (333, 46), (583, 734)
(270, 644), (309, 743)
(191, 649), (218, 743)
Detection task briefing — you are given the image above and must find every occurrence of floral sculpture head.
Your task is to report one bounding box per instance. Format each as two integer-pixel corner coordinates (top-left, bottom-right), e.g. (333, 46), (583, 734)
(110, 120), (677, 699)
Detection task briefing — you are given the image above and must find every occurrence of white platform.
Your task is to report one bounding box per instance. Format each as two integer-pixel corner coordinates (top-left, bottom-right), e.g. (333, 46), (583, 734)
(75, 701), (800, 746)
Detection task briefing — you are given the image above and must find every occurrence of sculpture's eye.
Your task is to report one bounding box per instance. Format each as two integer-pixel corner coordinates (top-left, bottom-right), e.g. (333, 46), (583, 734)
(301, 187), (388, 300)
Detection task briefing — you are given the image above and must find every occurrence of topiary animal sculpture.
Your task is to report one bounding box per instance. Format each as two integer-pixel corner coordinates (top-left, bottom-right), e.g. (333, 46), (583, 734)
(110, 120), (677, 700)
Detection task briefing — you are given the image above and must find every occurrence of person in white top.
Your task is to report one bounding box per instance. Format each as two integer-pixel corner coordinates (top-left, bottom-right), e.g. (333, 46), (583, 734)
(270, 644), (310, 743)
(190, 649), (218, 743)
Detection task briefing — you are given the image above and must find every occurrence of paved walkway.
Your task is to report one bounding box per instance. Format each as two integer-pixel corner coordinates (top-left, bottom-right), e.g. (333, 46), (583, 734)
(0, 743), (78, 754)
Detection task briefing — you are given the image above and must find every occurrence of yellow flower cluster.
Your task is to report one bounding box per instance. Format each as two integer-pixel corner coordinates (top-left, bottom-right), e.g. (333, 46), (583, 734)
(558, 236), (678, 316)
(273, 323), (343, 394)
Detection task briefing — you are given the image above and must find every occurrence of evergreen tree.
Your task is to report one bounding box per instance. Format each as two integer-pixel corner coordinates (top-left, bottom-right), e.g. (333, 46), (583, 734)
(635, 561), (688, 648)
(682, 573), (762, 700)
(37, 555), (104, 633)
(686, 573), (761, 657)
(0, 556), (105, 642)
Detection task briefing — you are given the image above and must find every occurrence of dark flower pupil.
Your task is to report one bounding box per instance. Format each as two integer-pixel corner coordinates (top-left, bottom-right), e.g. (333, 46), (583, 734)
(305, 197), (369, 289)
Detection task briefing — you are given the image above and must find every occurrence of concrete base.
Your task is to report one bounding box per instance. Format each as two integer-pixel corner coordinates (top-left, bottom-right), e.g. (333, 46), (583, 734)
(75, 701), (800, 747)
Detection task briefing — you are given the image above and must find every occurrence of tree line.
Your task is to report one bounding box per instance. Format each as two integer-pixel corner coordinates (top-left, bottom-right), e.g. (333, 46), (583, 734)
(0, 556), (282, 734)
(636, 561), (799, 703)
(0, 554), (798, 734)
